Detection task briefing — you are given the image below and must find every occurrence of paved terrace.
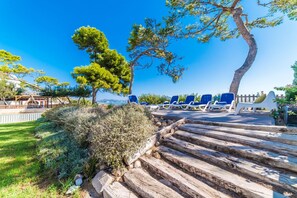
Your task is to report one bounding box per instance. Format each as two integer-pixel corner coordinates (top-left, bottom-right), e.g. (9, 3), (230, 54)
(152, 110), (275, 125)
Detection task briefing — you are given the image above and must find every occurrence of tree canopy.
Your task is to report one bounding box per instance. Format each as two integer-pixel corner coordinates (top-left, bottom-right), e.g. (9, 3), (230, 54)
(127, 18), (184, 93)
(165, 0), (297, 95)
(72, 26), (130, 104)
(0, 72), (16, 102)
(72, 63), (124, 104)
(0, 50), (40, 79)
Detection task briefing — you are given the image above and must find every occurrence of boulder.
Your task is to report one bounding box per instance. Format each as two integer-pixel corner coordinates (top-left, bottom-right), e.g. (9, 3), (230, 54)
(91, 171), (114, 194)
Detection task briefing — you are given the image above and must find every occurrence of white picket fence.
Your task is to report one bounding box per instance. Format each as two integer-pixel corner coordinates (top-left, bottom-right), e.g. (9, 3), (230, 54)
(0, 113), (42, 124)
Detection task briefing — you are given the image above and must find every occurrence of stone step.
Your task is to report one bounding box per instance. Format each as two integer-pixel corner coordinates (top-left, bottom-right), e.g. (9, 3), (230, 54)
(173, 130), (297, 173)
(179, 125), (297, 157)
(163, 136), (297, 195)
(158, 146), (285, 198)
(103, 182), (138, 198)
(183, 123), (297, 146)
(140, 155), (231, 198)
(123, 168), (183, 198)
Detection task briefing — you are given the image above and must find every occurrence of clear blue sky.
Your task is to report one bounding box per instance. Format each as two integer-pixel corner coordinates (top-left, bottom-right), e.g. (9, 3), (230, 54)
(0, 0), (296, 100)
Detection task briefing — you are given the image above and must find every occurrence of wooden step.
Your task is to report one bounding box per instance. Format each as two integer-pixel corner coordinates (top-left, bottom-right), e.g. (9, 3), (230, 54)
(140, 155), (231, 198)
(185, 119), (297, 133)
(123, 168), (183, 198)
(158, 146), (285, 198)
(173, 130), (297, 173)
(183, 123), (297, 146)
(179, 125), (297, 157)
(163, 136), (297, 195)
(103, 182), (138, 198)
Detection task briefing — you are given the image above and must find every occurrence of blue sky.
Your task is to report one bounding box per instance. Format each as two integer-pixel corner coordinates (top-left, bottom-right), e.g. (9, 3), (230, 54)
(0, 0), (296, 100)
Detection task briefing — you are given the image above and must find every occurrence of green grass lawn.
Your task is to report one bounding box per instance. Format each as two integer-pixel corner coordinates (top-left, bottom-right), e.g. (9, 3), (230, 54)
(0, 121), (60, 198)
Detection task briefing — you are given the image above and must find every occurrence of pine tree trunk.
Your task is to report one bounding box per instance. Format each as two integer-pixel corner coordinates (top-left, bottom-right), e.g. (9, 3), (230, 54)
(230, 8), (258, 95)
(129, 65), (134, 94)
(92, 87), (97, 104)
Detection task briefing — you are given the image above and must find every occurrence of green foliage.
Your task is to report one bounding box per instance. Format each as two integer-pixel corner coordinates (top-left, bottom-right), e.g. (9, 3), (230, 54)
(42, 104), (155, 173)
(178, 93), (201, 102)
(35, 76), (59, 87)
(138, 94), (170, 104)
(72, 26), (109, 60)
(127, 18), (185, 92)
(90, 104), (155, 169)
(72, 63), (123, 104)
(0, 49), (38, 79)
(0, 74), (16, 100)
(36, 122), (88, 180)
(72, 26), (131, 103)
(254, 93), (267, 103)
(275, 85), (297, 105)
(166, 0), (296, 42)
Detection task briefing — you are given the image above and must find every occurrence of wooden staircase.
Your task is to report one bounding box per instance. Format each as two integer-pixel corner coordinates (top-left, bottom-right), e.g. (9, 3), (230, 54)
(103, 121), (297, 198)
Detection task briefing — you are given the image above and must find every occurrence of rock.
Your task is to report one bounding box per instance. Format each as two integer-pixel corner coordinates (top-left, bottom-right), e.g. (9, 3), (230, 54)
(153, 152), (161, 159)
(91, 171), (114, 194)
(74, 174), (83, 186)
(170, 128), (175, 133)
(127, 164), (133, 170)
(156, 122), (162, 127)
(66, 185), (80, 195)
(134, 160), (141, 168)
(145, 149), (152, 156)
(111, 169), (122, 177)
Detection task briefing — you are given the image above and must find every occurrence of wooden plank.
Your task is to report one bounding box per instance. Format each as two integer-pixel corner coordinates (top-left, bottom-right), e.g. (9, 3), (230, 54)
(179, 126), (297, 157)
(140, 156), (231, 198)
(182, 124), (297, 146)
(174, 130), (297, 173)
(103, 182), (139, 198)
(123, 168), (183, 198)
(185, 119), (297, 134)
(164, 136), (297, 194)
(159, 146), (285, 198)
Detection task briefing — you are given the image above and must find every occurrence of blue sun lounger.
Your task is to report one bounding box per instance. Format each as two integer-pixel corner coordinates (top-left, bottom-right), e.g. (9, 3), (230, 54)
(161, 95), (179, 109)
(209, 92), (235, 112)
(171, 95), (195, 109)
(128, 95), (149, 105)
(187, 94), (212, 111)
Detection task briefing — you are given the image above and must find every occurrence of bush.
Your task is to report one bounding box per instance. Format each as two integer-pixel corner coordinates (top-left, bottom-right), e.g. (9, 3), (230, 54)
(254, 93), (266, 103)
(138, 94), (169, 104)
(43, 106), (107, 147)
(178, 93), (201, 102)
(35, 122), (88, 180)
(89, 104), (156, 169)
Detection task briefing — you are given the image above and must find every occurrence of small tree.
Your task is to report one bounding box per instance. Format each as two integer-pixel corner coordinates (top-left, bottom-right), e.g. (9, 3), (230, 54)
(72, 26), (131, 103)
(0, 72), (16, 103)
(166, 0), (297, 95)
(127, 18), (185, 93)
(72, 63), (122, 104)
(71, 85), (92, 104)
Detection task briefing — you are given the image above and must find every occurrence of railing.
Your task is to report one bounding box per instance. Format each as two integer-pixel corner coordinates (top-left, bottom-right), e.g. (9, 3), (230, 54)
(0, 104), (62, 109)
(0, 113), (42, 124)
(236, 94), (284, 103)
